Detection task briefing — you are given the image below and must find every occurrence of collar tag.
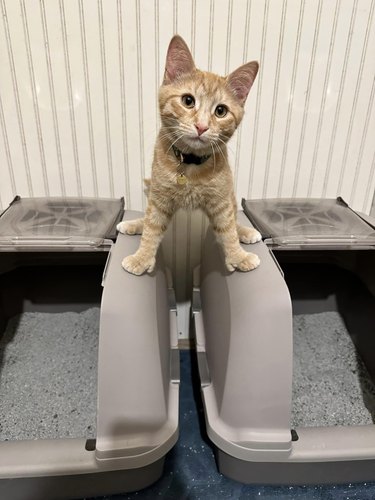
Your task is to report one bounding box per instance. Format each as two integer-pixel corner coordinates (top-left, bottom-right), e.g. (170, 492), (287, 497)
(177, 173), (187, 185)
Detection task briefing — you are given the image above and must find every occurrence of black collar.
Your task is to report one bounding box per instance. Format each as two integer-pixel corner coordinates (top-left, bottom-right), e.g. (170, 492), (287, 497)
(172, 145), (211, 165)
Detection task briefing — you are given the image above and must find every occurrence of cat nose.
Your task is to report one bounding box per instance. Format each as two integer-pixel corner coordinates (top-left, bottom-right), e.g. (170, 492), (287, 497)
(195, 123), (209, 136)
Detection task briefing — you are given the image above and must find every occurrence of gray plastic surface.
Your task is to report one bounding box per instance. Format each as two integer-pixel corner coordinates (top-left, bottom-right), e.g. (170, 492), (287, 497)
(216, 447), (375, 485)
(242, 197), (375, 249)
(194, 210), (375, 484)
(0, 463), (164, 500)
(195, 211), (293, 460)
(0, 196), (123, 250)
(96, 210), (179, 466)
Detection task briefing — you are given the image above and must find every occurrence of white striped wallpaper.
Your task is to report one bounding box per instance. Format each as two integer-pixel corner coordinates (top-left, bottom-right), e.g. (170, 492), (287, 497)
(1, 0), (375, 336)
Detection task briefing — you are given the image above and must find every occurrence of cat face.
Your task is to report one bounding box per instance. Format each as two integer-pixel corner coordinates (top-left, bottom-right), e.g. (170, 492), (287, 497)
(159, 35), (258, 154)
(159, 70), (245, 153)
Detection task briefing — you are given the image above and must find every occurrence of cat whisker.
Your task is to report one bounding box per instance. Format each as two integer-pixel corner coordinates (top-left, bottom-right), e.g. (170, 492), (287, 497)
(166, 133), (185, 154)
(219, 132), (231, 139)
(212, 141), (228, 167)
(159, 126), (181, 134)
(215, 135), (230, 150)
(179, 143), (193, 155)
(159, 127), (185, 140)
(209, 141), (216, 173)
(215, 136), (235, 156)
(146, 127), (180, 145)
(212, 143), (222, 164)
(145, 127), (178, 141)
(159, 131), (178, 142)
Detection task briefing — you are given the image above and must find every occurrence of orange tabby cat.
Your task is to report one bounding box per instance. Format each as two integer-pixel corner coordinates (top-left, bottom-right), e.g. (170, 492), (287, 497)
(117, 35), (261, 275)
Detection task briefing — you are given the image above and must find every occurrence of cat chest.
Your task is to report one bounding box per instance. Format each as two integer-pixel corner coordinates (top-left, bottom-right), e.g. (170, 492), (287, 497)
(173, 183), (216, 210)
(153, 173), (228, 211)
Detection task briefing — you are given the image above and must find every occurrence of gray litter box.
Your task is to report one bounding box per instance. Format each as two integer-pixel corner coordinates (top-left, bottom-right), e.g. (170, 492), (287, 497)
(0, 197), (179, 499)
(193, 197), (375, 485)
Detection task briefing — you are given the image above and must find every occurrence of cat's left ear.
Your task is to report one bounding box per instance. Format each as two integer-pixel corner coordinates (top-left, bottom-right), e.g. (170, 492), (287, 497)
(226, 61), (259, 105)
(163, 35), (196, 85)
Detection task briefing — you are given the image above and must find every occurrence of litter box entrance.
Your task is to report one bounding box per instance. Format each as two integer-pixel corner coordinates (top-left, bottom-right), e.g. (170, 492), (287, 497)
(0, 254), (106, 442)
(274, 250), (375, 429)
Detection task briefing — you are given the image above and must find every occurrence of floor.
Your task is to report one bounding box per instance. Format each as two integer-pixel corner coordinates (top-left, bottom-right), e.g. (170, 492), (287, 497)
(89, 350), (375, 500)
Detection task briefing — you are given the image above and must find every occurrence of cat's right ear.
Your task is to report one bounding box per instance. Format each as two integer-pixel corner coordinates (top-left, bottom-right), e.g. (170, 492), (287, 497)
(226, 61), (259, 105)
(163, 35), (195, 85)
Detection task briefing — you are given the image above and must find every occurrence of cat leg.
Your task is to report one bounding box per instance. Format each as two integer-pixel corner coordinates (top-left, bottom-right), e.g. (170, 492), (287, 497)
(237, 224), (262, 244)
(121, 202), (171, 275)
(230, 194), (261, 244)
(117, 218), (144, 235)
(220, 227), (260, 272)
(206, 204), (260, 272)
(116, 177), (153, 237)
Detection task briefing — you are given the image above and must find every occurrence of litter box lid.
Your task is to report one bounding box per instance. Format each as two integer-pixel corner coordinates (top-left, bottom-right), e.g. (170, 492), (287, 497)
(242, 197), (375, 249)
(0, 196), (124, 251)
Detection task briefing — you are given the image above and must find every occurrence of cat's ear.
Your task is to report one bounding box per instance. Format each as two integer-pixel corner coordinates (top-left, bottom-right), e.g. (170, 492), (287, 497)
(226, 61), (259, 104)
(163, 35), (195, 85)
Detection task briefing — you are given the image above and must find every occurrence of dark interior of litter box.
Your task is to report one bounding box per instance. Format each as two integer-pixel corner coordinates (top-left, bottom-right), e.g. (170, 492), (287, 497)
(274, 249), (375, 428)
(0, 252), (106, 441)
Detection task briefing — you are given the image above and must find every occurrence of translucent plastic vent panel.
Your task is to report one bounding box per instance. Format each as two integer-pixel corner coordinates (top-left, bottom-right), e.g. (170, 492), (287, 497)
(0, 197), (124, 250)
(242, 198), (375, 249)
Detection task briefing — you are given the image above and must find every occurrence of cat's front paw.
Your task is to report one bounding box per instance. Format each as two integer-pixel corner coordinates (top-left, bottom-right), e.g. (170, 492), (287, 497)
(226, 252), (260, 272)
(117, 218), (144, 235)
(237, 225), (262, 244)
(121, 254), (156, 275)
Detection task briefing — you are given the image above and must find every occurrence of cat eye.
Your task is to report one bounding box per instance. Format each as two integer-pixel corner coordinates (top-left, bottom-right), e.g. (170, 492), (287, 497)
(215, 105), (228, 118)
(181, 94), (195, 108)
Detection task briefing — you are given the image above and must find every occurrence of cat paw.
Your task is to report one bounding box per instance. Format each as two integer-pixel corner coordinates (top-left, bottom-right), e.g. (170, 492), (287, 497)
(117, 219), (144, 235)
(237, 225), (262, 244)
(121, 254), (155, 275)
(226, 252), (260, 272)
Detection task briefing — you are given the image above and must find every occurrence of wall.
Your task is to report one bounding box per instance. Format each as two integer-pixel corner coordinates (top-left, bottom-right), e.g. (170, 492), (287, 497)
(1, 0), (375, 337)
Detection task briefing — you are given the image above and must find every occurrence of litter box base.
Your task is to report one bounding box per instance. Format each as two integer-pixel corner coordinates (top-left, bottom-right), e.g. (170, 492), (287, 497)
(0, 205), (179, 498)
(0, 439), (164, 500)
(194, 209), (375, 485)
(216, 449), (375, 485)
